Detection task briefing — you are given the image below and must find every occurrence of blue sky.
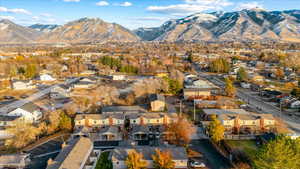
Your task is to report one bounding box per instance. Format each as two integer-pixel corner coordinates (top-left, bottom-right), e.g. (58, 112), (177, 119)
(0, 0), (299, 29)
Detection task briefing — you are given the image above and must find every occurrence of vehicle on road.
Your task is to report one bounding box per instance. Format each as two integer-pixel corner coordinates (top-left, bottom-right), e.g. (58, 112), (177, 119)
(189, 160), (206, 168)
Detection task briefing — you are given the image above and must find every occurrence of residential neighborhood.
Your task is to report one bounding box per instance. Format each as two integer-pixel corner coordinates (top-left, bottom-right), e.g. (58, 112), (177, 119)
(0, 3), (300, 168)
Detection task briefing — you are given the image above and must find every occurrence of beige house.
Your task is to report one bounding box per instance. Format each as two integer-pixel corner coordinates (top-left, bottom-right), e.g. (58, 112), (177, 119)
(74, 113), (178, 128)
(149, 94), (166, 112)
(183, 88), (212, 100)
(218, 113), (276, 134)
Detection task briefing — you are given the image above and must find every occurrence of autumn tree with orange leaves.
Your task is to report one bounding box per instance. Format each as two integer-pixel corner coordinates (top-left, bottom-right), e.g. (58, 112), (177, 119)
(166, 115), (196, 146)
(126, 150), (148, 169)
(152, 149), (175, 169)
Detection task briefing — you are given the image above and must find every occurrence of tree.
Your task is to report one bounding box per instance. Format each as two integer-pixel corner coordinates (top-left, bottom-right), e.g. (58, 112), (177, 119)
(59, 111), (72, 131)
(237, 67), (248, 82)
(275, 68), (284, 80)
(208, 115), (225, 144)
(95, 151), (112, 169)
(152, 149), (175, 169)
(166, 115), (196, 146)
(291, 88), (300, 98)
(25, 64), (38, 79)
(5, 120), (40, 148)
(125, 150), (147, 169)
(209, 58), (231, 73)
(224, 78), (236, 97)
(163, 77), (182, 95)
(253, 136), (300, 169)
(47, 110), (61, 134)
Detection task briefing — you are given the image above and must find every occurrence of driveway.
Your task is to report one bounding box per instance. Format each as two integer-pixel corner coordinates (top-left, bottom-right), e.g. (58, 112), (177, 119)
(190, 139), (232, 169)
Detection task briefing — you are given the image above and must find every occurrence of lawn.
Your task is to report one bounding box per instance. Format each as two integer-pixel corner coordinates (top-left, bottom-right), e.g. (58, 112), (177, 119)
(225, 140), (258, 160)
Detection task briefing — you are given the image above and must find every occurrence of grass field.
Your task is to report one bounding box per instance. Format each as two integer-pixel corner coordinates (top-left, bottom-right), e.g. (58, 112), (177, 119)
(226, 140), (258, 160)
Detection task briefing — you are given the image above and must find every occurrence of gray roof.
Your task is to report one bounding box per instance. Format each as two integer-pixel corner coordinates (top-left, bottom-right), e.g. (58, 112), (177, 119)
(102, 106), (147, 114)
(111, 146), (187, 161)
(99, 126), (120, 135)
(132, 125), (150, 134)
(149, 94), (165, 102)
(19, 102), (40, 113)
(46, 136), (92, 169)
(0, 115), (20, 122)
(203, 109), (249, 115)
(0, 154), (29, 167)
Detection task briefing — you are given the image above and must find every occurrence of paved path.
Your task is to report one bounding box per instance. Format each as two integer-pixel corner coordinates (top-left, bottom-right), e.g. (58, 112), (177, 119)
(0, 78), (80, 114)
(190, 139), (232, 169)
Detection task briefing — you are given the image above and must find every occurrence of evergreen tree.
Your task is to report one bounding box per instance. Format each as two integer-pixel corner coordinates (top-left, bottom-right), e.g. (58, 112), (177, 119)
(253, 136), (300, 169)
(237, 67), (248, 82)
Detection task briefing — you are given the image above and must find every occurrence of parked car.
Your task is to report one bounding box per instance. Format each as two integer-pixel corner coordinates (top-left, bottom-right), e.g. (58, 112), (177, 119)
(20, 94), (29, 99)
(190, 160), (206, 168)
(3, 96), (15, 100)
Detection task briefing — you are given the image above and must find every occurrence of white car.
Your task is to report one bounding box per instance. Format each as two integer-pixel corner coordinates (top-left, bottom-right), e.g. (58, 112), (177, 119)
(190, 161), (206, 168)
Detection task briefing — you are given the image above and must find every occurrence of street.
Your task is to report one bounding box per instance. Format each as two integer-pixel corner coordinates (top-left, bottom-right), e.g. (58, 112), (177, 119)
(202, 74), (300, 134)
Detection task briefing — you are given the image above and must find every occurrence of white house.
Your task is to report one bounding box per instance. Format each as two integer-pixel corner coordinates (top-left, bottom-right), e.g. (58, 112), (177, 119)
(7, 102), (42, 123)
(12, 80), (35, 90)
(112, 74), (127, 81)
(50, 84), (71, 99)
(39, 74), (56, 81)
(290, 100), (300, 109)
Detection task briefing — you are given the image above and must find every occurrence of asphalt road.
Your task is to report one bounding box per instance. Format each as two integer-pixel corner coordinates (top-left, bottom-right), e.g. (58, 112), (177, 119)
(190, 139), (233, 169)
(202, 74), (300, 134)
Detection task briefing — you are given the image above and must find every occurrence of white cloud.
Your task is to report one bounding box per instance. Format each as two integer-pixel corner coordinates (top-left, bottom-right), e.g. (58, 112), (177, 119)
(119, 2), (132, 7)
(147, 0), (232, 15)
(0, 15), (15, 20)
(0, 6), (31, 15)
(63, 0), (80, 2)
(96, 1), (109, 6)
(235, 1), (264, 10)
(40, 13), (53, 17)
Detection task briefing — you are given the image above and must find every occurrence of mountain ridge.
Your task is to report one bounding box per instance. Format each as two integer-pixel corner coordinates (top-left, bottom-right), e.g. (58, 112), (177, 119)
(134, 9), (300, 42)
(0, 9), (300, 44)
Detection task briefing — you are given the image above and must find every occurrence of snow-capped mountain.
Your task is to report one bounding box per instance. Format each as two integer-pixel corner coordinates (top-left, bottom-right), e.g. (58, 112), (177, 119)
(29, 24), (60, 33)
(135, 9), (300, 42)
(38, 17), (140, 43)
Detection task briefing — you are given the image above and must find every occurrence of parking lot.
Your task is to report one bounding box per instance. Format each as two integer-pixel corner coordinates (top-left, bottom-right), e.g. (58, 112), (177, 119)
(24, 136), (66, 169)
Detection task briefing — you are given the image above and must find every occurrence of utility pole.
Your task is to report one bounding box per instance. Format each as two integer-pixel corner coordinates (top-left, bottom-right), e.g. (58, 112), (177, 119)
(193, 100), (196, 121)
(280, 100), (282, 120)
(180, 100), (182, 116)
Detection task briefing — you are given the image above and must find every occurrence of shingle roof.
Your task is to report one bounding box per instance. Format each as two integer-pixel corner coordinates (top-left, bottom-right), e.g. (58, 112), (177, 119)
(46, 136), (93, 169)
(99, 126), (120, 135)
(0, 115), (20, 121)
(102, 106), (147, 114)
(203, 109), (249, 115)
(149, 94), (165, 102)
(19, 102), (40, 113)
(0, 154), (29, 167)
